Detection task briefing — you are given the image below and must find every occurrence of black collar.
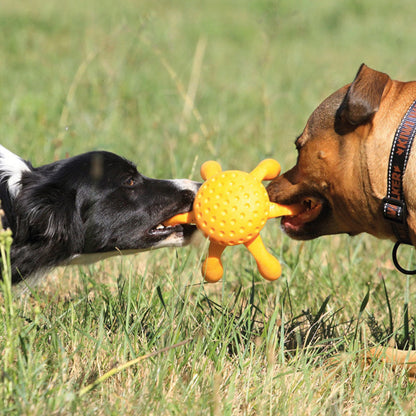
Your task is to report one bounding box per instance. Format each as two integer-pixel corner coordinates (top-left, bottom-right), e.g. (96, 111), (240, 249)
(383, 99), (416, 273)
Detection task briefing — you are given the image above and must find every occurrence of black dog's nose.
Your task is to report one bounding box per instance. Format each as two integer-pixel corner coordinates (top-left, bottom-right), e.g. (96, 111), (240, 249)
(181, 189), (197, 209)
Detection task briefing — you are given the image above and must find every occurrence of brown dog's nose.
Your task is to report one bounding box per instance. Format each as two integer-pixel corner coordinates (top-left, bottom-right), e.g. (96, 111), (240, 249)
(267, 165), (299, 203)
(266, 179), (281, 203)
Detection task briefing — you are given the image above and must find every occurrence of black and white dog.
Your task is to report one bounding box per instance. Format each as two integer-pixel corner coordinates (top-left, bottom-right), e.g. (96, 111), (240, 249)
(0, 145), (199, 287)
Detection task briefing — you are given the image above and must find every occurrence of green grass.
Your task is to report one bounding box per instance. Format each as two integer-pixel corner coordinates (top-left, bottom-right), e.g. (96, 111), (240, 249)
(2, 0), (416, 414)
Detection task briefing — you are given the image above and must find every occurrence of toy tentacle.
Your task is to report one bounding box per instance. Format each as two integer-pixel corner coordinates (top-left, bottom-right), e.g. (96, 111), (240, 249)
(200, 161), (222, 181)
(250, 159), (281, 182)
(202, 241), (226, 282)
(244, 235), (281, 281)
(163, 211), (196, 226)
(268, 202), (303, 219)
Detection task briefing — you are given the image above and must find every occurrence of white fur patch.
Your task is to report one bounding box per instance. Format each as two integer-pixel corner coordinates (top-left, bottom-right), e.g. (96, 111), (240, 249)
(170, 179), (200, 193)
(0, 145), (31, 197)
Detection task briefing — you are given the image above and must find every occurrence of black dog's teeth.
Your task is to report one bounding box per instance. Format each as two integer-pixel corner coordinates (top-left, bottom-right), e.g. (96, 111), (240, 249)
(155, 224), (174, 230)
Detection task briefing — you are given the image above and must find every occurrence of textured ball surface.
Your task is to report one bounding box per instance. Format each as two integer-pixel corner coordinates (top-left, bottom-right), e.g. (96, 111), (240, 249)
(193, 170), (269, 246)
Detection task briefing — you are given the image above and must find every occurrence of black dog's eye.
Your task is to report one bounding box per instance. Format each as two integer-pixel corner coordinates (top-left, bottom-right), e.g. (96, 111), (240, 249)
(123, 177), (136, 187)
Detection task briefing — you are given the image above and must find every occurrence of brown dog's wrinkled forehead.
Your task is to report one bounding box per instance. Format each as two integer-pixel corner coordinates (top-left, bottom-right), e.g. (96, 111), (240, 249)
(296, 85), (350, 147)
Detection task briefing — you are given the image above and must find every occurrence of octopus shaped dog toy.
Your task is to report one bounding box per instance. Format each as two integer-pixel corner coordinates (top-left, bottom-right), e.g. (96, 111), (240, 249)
(164, 159), (301, 282)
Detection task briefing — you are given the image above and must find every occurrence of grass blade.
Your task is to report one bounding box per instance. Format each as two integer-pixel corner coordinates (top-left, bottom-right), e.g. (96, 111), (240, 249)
(78, 338), (192, 397)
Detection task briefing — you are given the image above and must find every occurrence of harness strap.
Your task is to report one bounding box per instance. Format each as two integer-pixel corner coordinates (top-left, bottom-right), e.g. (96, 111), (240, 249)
(383, 99), (416, 274)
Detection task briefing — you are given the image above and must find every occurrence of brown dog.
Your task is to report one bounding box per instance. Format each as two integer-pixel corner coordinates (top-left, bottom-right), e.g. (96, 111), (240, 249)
(267, 64), (416, 244)
(267, 63), (416, 378)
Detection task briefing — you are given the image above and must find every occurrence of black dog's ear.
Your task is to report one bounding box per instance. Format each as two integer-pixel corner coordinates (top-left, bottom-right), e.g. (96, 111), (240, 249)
(335, 64), (390, 133)
(14, 179), (84, 252)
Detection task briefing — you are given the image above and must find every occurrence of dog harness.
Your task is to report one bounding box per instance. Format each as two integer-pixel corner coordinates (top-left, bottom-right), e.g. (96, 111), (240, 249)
(383, 99), (416, 274)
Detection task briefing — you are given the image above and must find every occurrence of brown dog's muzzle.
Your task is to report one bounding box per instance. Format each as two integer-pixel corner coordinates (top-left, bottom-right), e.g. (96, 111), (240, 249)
(267, 169), (309, 206)
(267, 166), (299, 203)
(267, 173), (327, 240)
(267, 176), (288, 204)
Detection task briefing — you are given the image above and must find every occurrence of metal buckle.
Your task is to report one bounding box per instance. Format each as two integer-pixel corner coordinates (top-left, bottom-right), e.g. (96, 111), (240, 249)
(383, 197), (407, 224)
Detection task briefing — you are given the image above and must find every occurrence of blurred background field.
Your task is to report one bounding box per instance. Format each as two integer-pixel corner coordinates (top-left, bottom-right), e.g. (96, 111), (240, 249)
(2, 0), (416, 414)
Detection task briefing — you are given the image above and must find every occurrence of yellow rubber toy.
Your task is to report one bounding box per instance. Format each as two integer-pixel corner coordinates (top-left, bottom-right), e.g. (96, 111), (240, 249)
(164, 159), (301, 282)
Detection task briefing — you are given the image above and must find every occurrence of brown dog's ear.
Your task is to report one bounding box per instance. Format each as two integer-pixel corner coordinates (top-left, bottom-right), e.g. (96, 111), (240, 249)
(336, 64), (390, 132)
